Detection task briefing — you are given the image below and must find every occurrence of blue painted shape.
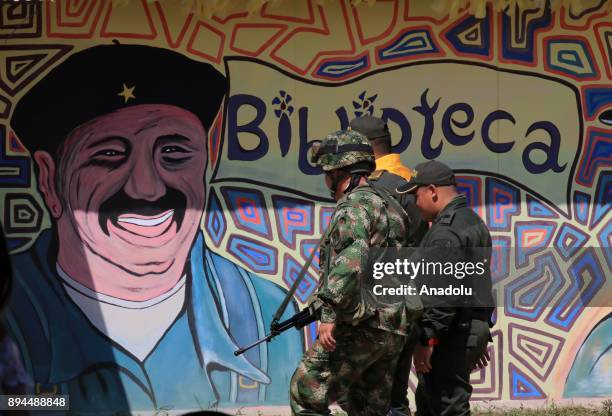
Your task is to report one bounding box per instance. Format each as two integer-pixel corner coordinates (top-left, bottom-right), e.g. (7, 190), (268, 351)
(444, 7), (491, 56)
(591, 172), (611, 229)
(547, 249), (606, 330)
(205, 189), (226, 247)
(554, 223), (588, 260)
(511, 364), (545, 399)
(501, 5), (551, 63)
(505, 253), (564, 321)
(526, 194), (558, 219)
(584, 87), (612, 119)
(378, 29), (438, 61)
(227, 236), (277, 274)
(315, 55), (369, 78)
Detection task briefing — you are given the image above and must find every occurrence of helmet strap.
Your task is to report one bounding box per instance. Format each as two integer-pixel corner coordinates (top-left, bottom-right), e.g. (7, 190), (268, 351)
(344, 173), (364, 194)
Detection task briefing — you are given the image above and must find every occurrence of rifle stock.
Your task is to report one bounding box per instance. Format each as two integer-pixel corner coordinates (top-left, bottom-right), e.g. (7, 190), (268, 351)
(234, 302), (321, 356)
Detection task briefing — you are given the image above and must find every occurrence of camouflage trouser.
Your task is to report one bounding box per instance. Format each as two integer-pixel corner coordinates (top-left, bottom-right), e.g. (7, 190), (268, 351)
(290, 325), (406, 416)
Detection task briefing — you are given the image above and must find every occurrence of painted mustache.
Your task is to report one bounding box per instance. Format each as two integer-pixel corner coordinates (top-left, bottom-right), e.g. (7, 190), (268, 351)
(98, 187), (186, 237)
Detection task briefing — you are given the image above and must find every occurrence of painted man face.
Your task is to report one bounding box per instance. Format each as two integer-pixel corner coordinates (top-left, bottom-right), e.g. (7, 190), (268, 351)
(36, 104), (207, 299)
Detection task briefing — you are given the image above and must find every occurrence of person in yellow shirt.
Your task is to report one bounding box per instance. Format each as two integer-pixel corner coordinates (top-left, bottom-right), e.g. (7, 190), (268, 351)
(349, 115), (428, 416)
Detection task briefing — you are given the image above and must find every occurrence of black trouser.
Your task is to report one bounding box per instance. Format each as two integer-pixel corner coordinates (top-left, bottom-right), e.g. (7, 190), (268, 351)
(389, 325), (418, 414)
(415, 320), (490, 416)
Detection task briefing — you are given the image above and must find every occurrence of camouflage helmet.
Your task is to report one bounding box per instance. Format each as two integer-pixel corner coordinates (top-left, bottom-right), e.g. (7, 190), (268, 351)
(310, 129), (375, 173)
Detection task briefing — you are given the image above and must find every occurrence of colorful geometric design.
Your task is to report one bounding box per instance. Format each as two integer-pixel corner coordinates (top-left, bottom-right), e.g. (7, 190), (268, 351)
(153, 1), (195, 48)
(0, 2), (42, 39)
(3, 193), (43, 234)
(282, 253), (318, 303)
(582, 86), (612, 119)
(508, 324), (564, 382)
(486, 178), (520, 231)
(491, 236), (511, 284)
(300, 238), (321, 273)
(573, 191), (591, 226)
(456, 176), (484, 217)
(0, 127), (30, 187)
(226, 235), (277, 275)
(526, 194), (558, 219)
(590, 172), (611, 230)
(442, 5), (492, 59)
(376, 27), (441, 63)
(0, 94), (10, 119)
(229, 23), (287, 57)
(594, 22), (612, 79)
(509, 363), (546, 400)
(272, 195), (315, 249)
(514, 221), (557, 268)
(351, 0), (397, 46)
(319, 206), (334, 235)
(204, 189), (226, 248)
(554, 223), (589, 261)
(45, 0), (106, 39)
(100, 0), (157, 40)
(597, 220), (612, 270)
(505, 253), (564, 321)
(500, 3), (551, 64)
(186, 21), (226, 64)
(221, 187), (273, 240)
(270, 2), (357, 75)
(547, 249), (606, 331)
(0, 44), (72, 96)
(545, 37), (598, 80)
(471, 330), (503, 400)
(575, 128), (612, 187)
(314, 53), (370, 80)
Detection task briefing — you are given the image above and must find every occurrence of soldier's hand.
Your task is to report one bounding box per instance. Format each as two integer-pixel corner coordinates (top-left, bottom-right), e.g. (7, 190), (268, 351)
(471, 349), (490, 371)
(413, 344), (433, 373)
(318, 323), (337, 352)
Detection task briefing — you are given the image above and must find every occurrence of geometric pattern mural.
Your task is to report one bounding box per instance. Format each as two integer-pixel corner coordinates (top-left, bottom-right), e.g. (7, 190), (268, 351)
(0, 0), (610, 406)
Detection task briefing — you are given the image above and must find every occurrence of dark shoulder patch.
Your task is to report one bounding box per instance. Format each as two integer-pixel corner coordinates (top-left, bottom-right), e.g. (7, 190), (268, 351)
(438, 212), (456, 225)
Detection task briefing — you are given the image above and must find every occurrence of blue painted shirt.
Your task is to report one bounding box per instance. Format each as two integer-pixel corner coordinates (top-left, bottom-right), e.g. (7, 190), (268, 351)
(4, 231), (303, 413)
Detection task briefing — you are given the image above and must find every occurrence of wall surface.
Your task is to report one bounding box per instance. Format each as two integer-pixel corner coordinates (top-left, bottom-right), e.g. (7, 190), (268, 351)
(0, 0), (610, 413)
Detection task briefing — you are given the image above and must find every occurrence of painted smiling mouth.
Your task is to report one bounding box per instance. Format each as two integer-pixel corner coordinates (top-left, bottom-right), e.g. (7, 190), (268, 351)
(117, 210), (175, 227)
(112, 209), (176, 238)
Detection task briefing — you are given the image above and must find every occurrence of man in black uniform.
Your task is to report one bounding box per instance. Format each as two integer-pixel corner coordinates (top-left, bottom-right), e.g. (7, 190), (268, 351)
(349, 115), (428, 416)
(397, 160), (494, 416)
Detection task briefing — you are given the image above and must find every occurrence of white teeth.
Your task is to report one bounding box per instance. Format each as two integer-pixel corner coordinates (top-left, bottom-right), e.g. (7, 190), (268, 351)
(117, 210), (174, 227)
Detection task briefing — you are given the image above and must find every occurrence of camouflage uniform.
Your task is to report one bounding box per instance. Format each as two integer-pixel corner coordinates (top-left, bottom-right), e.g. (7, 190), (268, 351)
(290, 130), (414, 416)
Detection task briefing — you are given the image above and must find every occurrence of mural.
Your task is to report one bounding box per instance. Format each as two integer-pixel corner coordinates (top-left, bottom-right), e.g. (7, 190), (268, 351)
(0, 0), (609, 413)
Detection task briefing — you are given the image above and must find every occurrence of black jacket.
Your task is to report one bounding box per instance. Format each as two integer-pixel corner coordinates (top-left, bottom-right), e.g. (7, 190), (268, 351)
(417, 195), (494, 343)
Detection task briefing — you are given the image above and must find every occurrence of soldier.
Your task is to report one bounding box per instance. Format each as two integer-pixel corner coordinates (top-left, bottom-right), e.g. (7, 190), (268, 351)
(290, 129), (415, 415)
(349, 115), (428, 416)
(397, 160), (494, 416)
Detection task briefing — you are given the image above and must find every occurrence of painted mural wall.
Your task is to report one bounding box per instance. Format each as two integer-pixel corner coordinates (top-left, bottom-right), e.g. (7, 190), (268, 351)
(0, 0), (610, 413)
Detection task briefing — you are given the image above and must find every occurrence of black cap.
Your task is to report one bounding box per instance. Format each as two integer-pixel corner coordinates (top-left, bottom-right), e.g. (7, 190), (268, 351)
(396, 160), (456, 194)
(11, 43), (227, 155)
(348, 115), (390, 142)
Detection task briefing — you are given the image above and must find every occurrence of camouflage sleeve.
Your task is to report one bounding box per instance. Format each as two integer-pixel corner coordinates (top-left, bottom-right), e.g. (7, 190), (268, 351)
(317, 201), (375, 324)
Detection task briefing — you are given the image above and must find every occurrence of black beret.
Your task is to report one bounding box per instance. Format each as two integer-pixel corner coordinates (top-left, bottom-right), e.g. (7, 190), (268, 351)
(11, 43), (227, 155)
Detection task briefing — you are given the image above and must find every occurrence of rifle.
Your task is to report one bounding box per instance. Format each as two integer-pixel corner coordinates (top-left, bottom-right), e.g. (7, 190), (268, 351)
(234, 302), (320, 356)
